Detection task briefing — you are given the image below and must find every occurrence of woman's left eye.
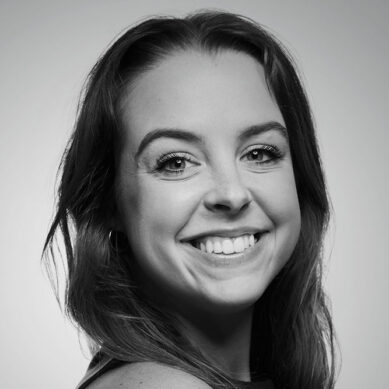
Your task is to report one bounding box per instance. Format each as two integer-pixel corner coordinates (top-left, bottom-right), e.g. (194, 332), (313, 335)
(241, 145), (282, 165)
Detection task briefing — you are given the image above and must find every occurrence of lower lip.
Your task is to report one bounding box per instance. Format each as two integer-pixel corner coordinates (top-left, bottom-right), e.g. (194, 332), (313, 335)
(182, 237), (264, 268)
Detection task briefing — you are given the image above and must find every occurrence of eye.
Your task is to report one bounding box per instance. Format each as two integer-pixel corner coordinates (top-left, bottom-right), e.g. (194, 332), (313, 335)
(241, 145), (283, 166)
(155, 152), (199, 176)
(161, 157), (186, 171)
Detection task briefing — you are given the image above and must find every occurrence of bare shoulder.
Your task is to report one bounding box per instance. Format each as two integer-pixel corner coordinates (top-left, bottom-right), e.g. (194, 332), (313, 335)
(86, 361), (212, 389)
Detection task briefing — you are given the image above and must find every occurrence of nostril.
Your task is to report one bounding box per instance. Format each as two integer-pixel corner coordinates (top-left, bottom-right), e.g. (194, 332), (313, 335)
(203, 182), (252, 214)
(240, 201), (250, 212)
(211, 199), (251, 214)
(213, 204), (231, 212)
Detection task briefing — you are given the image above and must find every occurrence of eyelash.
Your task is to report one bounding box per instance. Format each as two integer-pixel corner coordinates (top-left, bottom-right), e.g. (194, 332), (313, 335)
(154, 144), (283, 176)
(155, 152), (197, 175)
(241, 144), (283, 165)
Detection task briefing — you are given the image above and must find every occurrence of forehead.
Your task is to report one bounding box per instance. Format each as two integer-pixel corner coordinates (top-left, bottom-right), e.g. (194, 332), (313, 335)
(119, 50), (284, 149)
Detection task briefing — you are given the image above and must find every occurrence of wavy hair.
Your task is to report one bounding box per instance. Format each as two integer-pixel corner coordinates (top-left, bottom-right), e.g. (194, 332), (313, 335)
(43, 10), (336, 389)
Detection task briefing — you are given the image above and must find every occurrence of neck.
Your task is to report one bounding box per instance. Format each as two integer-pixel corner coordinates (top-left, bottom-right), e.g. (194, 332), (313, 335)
(177, 306), (254, 382)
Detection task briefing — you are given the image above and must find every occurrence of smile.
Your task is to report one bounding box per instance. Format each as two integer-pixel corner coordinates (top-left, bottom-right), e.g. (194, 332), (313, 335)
(189, 233), (261, 255)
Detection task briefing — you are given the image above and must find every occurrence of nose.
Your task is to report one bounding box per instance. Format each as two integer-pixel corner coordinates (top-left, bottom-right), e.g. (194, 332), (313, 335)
(203, 167), (252, 216)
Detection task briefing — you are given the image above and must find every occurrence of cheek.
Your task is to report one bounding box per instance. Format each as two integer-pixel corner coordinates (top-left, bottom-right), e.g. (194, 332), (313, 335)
(250, 168), (301, 234)
(118, 178), (203, 294)
(123, 178), (201, 240)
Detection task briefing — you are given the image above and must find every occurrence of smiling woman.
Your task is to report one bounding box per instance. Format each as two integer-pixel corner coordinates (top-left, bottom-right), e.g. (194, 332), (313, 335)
(43, 10), (336, 389)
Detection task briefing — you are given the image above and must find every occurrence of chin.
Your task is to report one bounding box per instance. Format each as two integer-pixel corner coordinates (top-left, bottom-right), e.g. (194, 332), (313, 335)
(194, 275), (273, 315)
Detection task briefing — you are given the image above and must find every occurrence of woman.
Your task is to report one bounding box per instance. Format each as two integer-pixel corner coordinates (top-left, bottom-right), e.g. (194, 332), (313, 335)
(43, 10), (336, 389)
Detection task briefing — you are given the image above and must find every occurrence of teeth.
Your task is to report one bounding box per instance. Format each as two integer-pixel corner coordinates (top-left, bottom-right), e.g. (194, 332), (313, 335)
(222, 239), (234, 254)
(233, 237), (245, 253)
(192, 234), (259, 255)
(206, 240), (213, 254)
(244, 235), (249, 249)
(249, 234), (254, 247)
(213, 240), (223, 254)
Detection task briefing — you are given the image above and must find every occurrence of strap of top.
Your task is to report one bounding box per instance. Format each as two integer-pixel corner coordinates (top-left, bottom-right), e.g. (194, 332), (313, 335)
(76, 352), (274, 389)
(76, 352), (116, 389)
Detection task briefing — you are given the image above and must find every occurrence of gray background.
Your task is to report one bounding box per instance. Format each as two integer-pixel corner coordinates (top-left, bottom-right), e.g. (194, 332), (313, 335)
(1, 0), (388, 388)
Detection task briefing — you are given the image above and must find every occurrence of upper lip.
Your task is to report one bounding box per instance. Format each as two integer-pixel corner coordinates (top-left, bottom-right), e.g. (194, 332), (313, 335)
(181, 227), (265, 242)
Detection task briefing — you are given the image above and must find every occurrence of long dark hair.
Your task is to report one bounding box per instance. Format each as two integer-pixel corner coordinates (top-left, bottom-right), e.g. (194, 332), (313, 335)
(43, 11), (336, 389)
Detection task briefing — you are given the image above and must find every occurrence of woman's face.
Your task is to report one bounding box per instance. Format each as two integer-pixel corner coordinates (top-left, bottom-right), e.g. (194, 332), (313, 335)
(116, 50), (301, 316)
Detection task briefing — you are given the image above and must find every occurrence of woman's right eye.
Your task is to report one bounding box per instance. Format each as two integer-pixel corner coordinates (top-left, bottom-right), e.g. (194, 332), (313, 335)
(155, 152), (199, 176)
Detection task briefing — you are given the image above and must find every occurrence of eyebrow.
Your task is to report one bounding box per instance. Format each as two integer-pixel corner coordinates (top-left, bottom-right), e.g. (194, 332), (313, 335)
(238, 121), (288, 143)
(135, 121), (287, 159)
